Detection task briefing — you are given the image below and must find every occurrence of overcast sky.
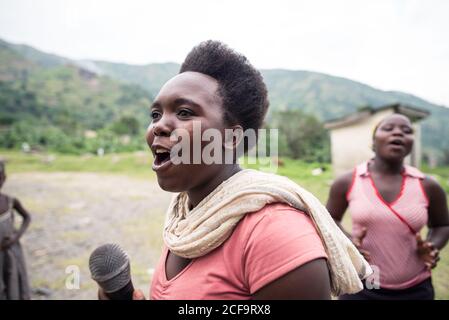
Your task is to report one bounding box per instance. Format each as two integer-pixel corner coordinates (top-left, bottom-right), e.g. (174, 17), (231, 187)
(0, 0), (448, 106)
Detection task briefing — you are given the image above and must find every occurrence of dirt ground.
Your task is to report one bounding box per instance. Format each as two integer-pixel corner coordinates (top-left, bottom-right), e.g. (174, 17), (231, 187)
(5, 171), (449, 300)
(3, 172), (173, 300)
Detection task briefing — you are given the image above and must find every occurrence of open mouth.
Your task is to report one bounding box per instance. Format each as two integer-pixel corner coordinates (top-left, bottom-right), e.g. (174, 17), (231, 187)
(154, 148), (171, 166)
(389, 139), (405, 147)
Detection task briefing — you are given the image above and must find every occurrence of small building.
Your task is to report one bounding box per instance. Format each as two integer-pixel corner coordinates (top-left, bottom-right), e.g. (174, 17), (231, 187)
(324, 103), (429, 177)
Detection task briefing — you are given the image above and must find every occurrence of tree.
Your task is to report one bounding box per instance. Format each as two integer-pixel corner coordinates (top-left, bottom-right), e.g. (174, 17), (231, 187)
(271, 110), (330, 162)
(110, 115), (141, 136)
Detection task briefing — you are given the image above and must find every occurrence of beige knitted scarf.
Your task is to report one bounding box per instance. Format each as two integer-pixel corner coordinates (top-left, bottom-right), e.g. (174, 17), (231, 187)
(163, 169), (372, 296)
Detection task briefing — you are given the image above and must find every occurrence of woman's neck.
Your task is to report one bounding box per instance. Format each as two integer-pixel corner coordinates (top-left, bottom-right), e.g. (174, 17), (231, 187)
(371, 157), (404, 175)
(187, 164), (242, 209)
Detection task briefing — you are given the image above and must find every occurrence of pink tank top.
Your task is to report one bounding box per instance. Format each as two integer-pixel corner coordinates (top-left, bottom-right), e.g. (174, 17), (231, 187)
(347, 161), (431, 289)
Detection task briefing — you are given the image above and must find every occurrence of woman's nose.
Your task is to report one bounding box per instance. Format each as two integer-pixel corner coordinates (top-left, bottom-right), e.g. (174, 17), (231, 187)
(392, 126), (404, 136)
(153, 114), (173, 137)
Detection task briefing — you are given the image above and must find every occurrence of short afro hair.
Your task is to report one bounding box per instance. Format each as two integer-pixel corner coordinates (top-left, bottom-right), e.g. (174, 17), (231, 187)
(179, 40), (269, 133)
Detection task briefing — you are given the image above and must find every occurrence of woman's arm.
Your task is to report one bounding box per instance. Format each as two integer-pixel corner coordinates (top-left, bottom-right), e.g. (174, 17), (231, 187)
(326, 171), (353, 238)
(422, 177), (449, 250)
(252, 258), (331, 299)
(1, 198), (31, 250)
(12, 198), (31, 241)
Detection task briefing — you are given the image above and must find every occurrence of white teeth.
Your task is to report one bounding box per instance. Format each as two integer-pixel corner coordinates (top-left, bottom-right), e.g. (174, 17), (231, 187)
(155, 148), (169, 154)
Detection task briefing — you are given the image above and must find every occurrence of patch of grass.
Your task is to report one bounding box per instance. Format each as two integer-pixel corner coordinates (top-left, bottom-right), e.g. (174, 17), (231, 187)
(242, 157), (332, 202)
(0, 149), (156, 180)
(433, 247), (449, 300)
(422, 165), (449, 194)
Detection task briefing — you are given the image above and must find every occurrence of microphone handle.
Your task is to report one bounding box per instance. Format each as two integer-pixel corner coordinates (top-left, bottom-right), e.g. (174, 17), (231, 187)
(105, 280), (134, 300)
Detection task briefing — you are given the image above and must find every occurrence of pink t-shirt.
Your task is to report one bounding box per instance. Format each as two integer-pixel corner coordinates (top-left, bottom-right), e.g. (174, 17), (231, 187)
(150, 203), (328, 300)
(347, 161), (430, 290)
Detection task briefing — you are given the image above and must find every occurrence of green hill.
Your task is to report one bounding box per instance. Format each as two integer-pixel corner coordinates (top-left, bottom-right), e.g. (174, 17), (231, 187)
(85, 61), (180, 100)
(77, 60), (449, 161)
(0, 39), (152, 154)
(1, 38), (448, 161)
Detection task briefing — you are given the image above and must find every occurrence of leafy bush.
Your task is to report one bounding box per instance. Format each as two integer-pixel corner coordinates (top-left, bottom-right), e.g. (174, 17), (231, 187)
(270, 110), (330, 162)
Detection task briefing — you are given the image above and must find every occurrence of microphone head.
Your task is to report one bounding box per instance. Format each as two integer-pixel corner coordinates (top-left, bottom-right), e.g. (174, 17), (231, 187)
(89, 243), (131, 293)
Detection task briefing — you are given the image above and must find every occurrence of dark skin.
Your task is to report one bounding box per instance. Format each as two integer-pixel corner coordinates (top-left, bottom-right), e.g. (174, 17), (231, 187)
(0, 166), (32, 251)
(326, 114), (449, 270)
(98, 71), (332, 300)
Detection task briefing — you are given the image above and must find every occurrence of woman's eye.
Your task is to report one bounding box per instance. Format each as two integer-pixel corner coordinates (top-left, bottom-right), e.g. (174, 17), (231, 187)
(178, 109), (193, 118)
(403, 127), (414, 134)
(151, 111), (161, 120)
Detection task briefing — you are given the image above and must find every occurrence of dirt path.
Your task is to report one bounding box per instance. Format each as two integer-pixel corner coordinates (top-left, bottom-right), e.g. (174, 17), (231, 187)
(3, 172), (173, 300)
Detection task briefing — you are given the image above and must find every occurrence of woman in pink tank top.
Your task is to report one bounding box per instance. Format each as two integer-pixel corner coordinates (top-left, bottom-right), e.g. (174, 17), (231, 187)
(326, 113), (449, 300)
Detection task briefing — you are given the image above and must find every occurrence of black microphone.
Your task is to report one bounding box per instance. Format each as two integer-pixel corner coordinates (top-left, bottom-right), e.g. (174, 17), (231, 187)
(89, 243), (134, 300)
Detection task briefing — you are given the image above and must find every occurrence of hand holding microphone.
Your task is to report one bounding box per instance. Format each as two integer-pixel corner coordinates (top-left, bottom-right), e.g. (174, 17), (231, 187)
(97, 287), (146, 300)
(89, 243), (146, 300)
